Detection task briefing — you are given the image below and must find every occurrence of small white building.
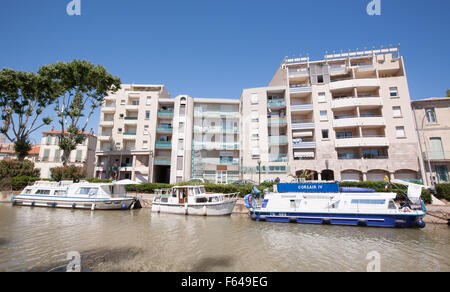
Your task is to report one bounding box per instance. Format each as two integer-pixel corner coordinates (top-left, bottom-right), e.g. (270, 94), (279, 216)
(35, 129), (97, 179)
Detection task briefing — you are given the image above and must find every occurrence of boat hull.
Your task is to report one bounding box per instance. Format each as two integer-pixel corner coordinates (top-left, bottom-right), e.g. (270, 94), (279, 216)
(250, 210), (425, 228)
(152, 199), (237, 216)
(12, 196), (136, 210)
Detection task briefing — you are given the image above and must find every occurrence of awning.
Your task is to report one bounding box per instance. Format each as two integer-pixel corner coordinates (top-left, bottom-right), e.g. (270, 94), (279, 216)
(293, 131), (313, 138)
(294, 152), (315, 158)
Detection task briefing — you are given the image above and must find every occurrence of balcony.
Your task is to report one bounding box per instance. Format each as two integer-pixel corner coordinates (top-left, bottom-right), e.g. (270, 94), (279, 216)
(291, 104), (313, 112)
(331, 97), (382, 109)
(194, 111), (240, 119)
(102, 106), (116, 113)
(267, 99), (286, 108)
(335, 136), (389, 148)
(291, 122), (315, 130)
(194, 126), (239, 134)
(329, 78), (380, 91)
(329, 65), (348, 75)
(290, 85), (312, 94)
(124, 117), (138, 124)
(289, 69), (309, 79)
(269, 136), (289, 144)
(123, 132), (137, 140)
(125, 104), (140, 111)
(268, 118), (287, 126)
(100, 120), (114, 127)
(333, 116), (385, 128)
(157, 126), (173, 133)
(98, 136), (111, 142)
(424, 152), (450, 161)
(269, 155), (288, 162)
(154, 158), (171, 165)
(292, 141), (316, 149)
(193, 142), (239, 150)
(158, 110), (174, 118)
(199, 158), (240, 165)
(155, 141), (172, 149)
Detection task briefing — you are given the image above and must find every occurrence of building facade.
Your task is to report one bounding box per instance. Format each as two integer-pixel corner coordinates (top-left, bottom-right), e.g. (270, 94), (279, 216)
(95, 84), (241, 184)
(412, 97), (450, 184)
(36, 130), (97, 179)
(240, 47), (421, 182)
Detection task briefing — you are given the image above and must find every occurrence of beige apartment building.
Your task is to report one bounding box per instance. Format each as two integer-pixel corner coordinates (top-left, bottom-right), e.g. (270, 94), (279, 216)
(35, 129), (97, 179)
(240, 47), (421, 182)
(412, 97), (450, 184)
(95, 85), (240, 184)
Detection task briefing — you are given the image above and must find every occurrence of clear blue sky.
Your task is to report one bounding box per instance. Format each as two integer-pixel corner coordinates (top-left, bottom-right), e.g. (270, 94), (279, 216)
(0, 0), (449, 142)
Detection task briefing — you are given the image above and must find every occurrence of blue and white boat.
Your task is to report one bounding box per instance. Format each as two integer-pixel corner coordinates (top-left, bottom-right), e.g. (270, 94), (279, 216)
(12, 180), (137, 210)
(245, 180), (427, 228)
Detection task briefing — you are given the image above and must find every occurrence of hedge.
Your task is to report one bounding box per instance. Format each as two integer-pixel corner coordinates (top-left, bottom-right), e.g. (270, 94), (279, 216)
(0, 160), (40, 179)
(435, 184), (450, 201)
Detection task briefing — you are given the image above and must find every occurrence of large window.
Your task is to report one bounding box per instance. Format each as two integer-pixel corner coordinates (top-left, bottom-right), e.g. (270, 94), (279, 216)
(396, 126), (406, 138)
(436, 165), (449, 183)
(251, 93), (259, 104)
(392, 106), (402, 118)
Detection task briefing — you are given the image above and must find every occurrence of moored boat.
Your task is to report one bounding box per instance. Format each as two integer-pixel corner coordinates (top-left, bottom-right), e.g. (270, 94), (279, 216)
(245, 181), (427, 228)
(12, 180), (137, 210)
(152, 185), (238, 216)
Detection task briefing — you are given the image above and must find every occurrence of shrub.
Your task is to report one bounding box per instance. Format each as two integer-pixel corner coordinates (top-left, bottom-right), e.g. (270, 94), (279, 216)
(9, 176), (41, 191)
(86, 178), (113, 183)
(435, 184), (450, 201)
(125, 183), (173, 193)
(421, 189), (432, 205)
(0, 160), (40, 178)
(50, 165), (86, 182)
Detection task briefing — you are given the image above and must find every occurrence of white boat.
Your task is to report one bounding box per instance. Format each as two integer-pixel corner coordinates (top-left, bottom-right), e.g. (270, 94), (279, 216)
(12, 180), (137, 210)
(245, 181), (427, 228)
(151, 185), (238, 216)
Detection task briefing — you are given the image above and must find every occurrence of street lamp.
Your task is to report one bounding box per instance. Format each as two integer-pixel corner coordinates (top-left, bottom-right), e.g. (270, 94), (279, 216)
(421, 109), (436, 192)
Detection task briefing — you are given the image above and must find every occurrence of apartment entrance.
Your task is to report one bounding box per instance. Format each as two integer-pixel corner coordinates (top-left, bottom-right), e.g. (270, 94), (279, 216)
(154, 165), (171, 183)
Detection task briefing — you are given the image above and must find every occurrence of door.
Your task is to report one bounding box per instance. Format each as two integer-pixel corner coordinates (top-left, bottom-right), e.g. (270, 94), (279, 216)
(178, 188), (188, 204)
(435, 165), (449, 183)
(216, 171), (227, 184)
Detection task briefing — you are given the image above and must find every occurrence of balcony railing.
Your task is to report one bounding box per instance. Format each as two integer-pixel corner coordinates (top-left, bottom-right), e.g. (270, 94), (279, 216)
(154, 158), (171, 165)
(291, 122), (315, 130)
(267, 100), (286, 107)
(157, 126), (173, 132)
(269, 155), (288, 162)
(194, 111), (240, 118)
(424, 152), (450, 161)
(194, 126), (239, 133)
(292, 141), (316, 149)
(158, 110), (174, 117)
(291, 104), (313, 111)
(290, 85), (312, 93)
(269, 136), (289, 144)
(338, 155), (389, 160)
(123, 132), (137, 135)
(289, 69), (309, 77)
(193, 142), (239, 150)
(155, 141), (172, 148)
(124, 117), (138, 120)
(268, 118), (287, 126)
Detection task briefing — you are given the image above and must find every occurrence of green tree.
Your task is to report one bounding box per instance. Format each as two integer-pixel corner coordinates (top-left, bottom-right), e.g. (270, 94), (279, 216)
(446, 89), (450, 97)
(0, 69), (57, 160)
(38, 60), (121, 165)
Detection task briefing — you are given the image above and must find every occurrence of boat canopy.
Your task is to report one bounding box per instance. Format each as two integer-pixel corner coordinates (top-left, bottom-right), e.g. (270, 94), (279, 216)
(391, 179), (424, 204)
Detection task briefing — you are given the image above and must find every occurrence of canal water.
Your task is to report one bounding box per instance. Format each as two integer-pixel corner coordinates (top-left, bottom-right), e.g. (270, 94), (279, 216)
(0, 204), (449, 272)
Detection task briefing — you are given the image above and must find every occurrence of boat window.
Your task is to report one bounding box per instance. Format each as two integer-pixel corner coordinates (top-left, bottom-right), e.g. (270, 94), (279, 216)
(196, 197), (208, 203)
(78, 188), (99, 195)
(35, 189), (51, 195)
(178, 188), (187, 199)
(154, 196), (161, 202)
(351, 199), (385, 205)
(161, 197), (168, 203)
(209, 196), (219, 203)
(24, 189), (32, 195)
(388, 200), (397, 209)
(54, 190), (66, 196)
(172, 189), (177, 198)
(290, 200), (296, 209)
(189, 188), (194, 196)
(199, 187), (206, 194)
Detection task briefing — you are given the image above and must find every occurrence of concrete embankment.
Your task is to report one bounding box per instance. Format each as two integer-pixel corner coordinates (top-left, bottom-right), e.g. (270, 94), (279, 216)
(424, 205), (450, 225)
(0, 191), (20, 203)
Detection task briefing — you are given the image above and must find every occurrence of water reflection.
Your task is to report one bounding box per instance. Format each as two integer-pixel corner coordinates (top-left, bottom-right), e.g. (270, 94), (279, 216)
(0, 205), (448, 272)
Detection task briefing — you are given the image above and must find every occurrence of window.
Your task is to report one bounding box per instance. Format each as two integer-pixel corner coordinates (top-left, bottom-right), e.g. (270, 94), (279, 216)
(252, 147), (260, 159)
(142, 141), (148, 149)
(317, 75), (324, 84)
(426, 108), (437, 123)
(396, 126), (406, 138)
(120, 100), (126, 105)
(54, 149), (61, 162)
(177, 156), (183, 171)
(389, 87), (398, 97)
(75, 150), (82, 162)
(179, 122), (184, 133)
(337, 132), (353, 139)
(118, 128), (123, 134)
(251, 93), (259, 104)
(119, 114), (124, 119)
(320, 111), (328, 121)
(351, 199), (385, 205)
(362, 149), (380, 159)
(78, 188), (98, 195)
(430, 137), (444, 159)
(392, 106), (402, 118)
(251, 111), (259, 122)
(322, 129), (329, 139)
(178, 139), (184, 151)
(36, 189), (51, 195)
(436, 165), (449, 183)
(42, 149), (50, 161)
(144, 125), (149, 135)
(318, 92), (326, 103)
(146, 97), (151, 105)
(145, 111), (150, 119)
(251, 128), (259, 140)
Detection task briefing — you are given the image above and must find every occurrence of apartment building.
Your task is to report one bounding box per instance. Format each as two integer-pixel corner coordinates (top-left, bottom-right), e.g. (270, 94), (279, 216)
(35, 129), (97, 178)
(95, 85), (241, 184)
(241, 47), (421, 182)
(412, 97), (450, 184)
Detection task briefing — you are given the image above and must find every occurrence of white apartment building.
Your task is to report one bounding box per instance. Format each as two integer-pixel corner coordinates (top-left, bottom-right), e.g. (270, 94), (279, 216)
(95, 46), (424, 184)
(95, 85), (241, 184)
(240, 47), (421, 182)
(36, 129), (97, 179)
